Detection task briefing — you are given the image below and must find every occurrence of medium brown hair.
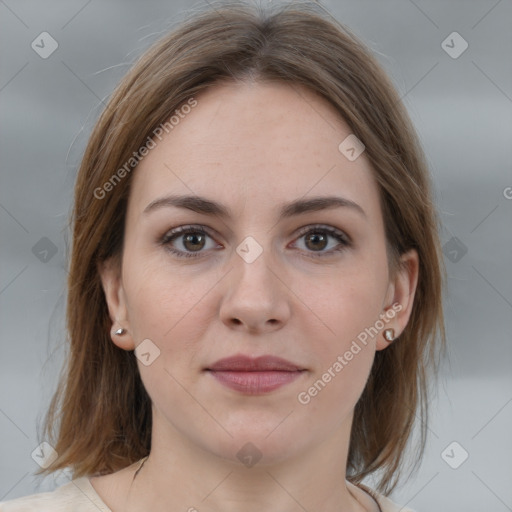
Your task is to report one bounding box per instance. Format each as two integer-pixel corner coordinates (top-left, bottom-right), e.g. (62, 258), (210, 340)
(36, 0), (446, 495)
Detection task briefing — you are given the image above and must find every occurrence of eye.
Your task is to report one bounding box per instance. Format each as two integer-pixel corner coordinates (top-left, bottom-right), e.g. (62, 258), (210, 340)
(159, 224), (351, 259)
(160, 225), (219, 259)
(291, 225), (351, 258)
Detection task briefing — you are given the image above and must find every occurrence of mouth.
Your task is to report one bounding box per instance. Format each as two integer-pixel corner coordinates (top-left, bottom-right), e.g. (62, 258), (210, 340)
(204, 354), (307, 395)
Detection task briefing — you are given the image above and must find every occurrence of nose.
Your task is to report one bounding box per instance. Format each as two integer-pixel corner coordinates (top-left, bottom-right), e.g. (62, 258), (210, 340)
(219, 244), (291, 334)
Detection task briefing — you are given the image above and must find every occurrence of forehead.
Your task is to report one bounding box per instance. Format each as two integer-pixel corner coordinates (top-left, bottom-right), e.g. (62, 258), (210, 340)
(128, 80), (380, 222)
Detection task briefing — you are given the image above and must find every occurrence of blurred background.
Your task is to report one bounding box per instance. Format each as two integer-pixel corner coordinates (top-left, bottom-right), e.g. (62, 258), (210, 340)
(0, 1), (511, 510)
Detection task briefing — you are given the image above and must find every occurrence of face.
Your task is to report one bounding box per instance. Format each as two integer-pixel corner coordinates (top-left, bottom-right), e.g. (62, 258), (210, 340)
(100, 80), (418, 466)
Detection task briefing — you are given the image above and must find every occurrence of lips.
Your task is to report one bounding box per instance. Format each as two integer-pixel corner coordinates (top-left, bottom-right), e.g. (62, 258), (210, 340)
(205, 355), (306, 394)
(206, 354), (304, 372)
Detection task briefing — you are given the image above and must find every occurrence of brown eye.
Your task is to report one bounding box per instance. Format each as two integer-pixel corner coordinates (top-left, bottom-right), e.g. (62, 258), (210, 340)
(304, 231), (329, 251)
(293, 225), (351, 258)
(181, 232), (206, 252)
(160, 224), (350, 260)
(161, 225), (217, 259)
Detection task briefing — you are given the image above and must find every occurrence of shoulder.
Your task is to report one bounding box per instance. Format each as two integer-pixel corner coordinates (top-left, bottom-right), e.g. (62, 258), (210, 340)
(0, 477), (111, 512)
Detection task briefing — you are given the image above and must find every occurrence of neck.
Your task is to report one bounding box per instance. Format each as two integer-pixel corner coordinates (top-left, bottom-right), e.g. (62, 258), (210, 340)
(123, 410), (371, 512)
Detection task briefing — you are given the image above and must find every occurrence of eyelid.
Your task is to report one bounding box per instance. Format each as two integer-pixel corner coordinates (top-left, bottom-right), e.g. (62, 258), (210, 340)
(160, 224), (219, 248)
(160, 223), (351, 259)
(293, 224), (351, 245)
(161, 223), (350, 243)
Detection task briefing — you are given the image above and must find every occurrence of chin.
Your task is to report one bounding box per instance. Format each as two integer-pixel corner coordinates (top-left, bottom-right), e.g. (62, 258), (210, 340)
(203, 427), (309, 468)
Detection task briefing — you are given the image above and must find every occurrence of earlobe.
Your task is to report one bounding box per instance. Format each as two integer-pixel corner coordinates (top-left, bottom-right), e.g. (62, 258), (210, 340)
(98, 258), (136, 351)
(110, 323), (135, 351)
(376, 249), (419, 351)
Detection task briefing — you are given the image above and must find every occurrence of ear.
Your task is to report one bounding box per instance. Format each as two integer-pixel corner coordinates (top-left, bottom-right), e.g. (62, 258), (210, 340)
(98, 257), (136, 351)
(376, 248), (419, 351)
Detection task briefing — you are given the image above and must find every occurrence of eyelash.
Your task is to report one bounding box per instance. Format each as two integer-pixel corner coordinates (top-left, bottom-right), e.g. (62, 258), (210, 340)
(159, 224), (351, 260)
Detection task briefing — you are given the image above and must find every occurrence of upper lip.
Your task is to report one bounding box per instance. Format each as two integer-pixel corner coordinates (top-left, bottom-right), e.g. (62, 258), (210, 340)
(206, 354), (304, 372)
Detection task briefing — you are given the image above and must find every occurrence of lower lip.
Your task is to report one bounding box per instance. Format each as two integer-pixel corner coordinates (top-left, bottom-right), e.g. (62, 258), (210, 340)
(207, 370), (304, 394)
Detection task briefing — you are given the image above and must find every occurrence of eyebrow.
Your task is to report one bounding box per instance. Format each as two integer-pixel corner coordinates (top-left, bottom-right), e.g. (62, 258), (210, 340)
(143, 194), (366, 220)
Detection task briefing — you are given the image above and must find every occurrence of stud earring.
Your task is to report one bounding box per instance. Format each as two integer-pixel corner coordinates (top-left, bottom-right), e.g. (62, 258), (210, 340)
(383, 328), (395, 342)
(112, 326), (126, 336)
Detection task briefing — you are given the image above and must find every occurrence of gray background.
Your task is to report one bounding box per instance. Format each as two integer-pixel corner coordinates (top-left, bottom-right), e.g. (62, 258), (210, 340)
(1, 0), (511, 510)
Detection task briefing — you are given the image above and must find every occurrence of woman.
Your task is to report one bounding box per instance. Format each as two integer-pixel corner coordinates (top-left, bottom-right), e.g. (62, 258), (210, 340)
(0, 1), (446, 511)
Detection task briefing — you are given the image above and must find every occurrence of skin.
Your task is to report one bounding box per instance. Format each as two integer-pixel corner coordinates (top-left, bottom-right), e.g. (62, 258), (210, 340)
(94, 80), (419, 512)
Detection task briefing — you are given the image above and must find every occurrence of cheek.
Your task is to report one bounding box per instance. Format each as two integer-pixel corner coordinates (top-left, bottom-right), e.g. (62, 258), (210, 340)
(125, 274), (201, 340)
(296, 278), (383, 421)
(122, 250), (218, 360)
(303, 259), (388, 347)
(122, 266), (210, 401)
(295, 252), (388, 403)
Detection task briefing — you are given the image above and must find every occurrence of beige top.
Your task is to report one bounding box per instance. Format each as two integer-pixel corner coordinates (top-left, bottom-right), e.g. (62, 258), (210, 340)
(0, 458), (417, 512)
